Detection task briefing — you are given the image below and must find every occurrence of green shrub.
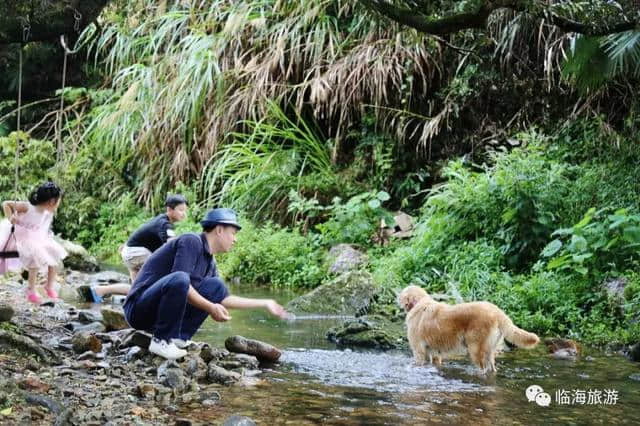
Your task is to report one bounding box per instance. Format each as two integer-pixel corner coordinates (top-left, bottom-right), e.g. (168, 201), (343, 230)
(217, 221), (324, 289)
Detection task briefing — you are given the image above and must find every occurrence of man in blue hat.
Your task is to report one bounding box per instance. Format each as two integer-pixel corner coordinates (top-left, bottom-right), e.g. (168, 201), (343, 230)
(123, 208), (287, 360)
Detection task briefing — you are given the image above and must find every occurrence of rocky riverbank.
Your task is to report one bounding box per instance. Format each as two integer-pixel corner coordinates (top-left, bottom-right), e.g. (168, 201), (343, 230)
(0, 271), (275, 425)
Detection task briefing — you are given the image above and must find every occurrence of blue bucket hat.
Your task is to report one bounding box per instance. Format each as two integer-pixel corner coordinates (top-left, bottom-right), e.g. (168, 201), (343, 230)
(201, 208), (242, 230)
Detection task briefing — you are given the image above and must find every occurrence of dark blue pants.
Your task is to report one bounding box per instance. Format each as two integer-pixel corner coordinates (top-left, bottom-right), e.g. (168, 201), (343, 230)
(124, 271), (227, 341)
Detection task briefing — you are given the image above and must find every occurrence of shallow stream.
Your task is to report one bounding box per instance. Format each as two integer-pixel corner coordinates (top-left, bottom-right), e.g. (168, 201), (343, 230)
(182, 285), (639, 425)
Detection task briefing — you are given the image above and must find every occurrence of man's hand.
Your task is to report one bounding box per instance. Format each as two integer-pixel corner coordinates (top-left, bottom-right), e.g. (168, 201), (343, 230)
(209, 303), (231, 322)
(265, 299), (288, 319)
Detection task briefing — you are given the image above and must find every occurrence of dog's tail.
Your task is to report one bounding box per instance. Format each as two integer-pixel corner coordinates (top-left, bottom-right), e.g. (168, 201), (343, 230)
(500, 316), (539, 348)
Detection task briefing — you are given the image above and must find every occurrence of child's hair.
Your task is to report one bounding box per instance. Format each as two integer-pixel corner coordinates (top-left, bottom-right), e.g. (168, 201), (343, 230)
(29, 181), (62, 205)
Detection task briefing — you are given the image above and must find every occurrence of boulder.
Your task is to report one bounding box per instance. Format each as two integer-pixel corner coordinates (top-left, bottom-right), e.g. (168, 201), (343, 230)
(326, 315), (407, 350)
(0, 304), (14, 322)
(328, 244), (367, 274)
(55, 236), (99, 272)
(286, 270), (379, 315)
(225, 335), (281, 362)
(101, 307), (128, 331)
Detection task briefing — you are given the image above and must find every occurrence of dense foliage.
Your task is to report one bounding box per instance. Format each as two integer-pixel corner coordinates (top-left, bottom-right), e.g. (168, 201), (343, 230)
(1, 1), (639, 345)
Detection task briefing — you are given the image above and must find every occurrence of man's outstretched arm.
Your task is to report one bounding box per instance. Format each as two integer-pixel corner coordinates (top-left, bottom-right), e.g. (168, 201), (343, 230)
(221, 295), (288, 318)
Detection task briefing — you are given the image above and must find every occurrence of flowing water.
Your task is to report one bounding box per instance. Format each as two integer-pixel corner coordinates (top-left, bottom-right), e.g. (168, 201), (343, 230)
(183, 285), (640, 425)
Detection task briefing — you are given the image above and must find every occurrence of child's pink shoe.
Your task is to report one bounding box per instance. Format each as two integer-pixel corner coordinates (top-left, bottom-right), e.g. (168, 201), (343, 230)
(26, 290), (42, 304)
(44, 286), (58, 300)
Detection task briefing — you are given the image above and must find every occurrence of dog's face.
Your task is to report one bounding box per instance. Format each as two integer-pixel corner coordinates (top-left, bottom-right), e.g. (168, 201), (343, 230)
(397, 285), (430, 312)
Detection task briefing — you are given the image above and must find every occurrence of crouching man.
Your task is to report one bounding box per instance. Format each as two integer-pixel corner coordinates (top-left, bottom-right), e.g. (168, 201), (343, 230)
(123, 208), (287, 360)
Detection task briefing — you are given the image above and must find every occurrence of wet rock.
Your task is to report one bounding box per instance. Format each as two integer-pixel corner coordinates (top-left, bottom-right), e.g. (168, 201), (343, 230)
(25, 393), (62, 414)
(137, 383), (157, 399)
(125, 346), (146, 361)
(101, 307), (128, 331)
(544, 338), (580, 360)
(72, 332), (102, 354)
(183, 355), (208, 380)
(199, 344), (228, 363)
(91, 271), (130, 284)
(0, 304), (14, 322)
(163, 369), (187, 391)
(19, 377), (52, 392)
(78, 310), (103, 324)
(223, 415), (256, 426)
(286, 270), (379, 315)
(66, 321), (106, 334)
(199, 391), (221, 403)
(56, 237), (99, 272)
(225, 335), (281, 362)
(218, 353), (259, 370)
(207, 364), (241, 385)
(630, 342), (640, 362)
(175, 418), (193, 426)
(77, 350), (99, 361)
(157, 360), (188, 391)
(121, 330), (152, 349)
(328, 244), (367, 274)
(326, 315), (407, 350)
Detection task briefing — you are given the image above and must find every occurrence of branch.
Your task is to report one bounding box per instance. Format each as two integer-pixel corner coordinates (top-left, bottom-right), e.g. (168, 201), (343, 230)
(0, 0), (112, 45)
(360, 0), (639, 36)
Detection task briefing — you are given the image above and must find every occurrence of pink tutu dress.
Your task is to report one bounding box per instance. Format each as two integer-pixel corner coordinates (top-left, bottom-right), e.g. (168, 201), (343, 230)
(9, 204), (67, 272)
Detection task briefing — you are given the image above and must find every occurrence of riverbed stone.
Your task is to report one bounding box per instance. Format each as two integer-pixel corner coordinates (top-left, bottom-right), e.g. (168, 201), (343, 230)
(326, 315), (407, 350)
(207, 364), (241, 385)
(71, 332), (103, 354)
(78, 310), (103, 324)
(328, 244), (367, 274)
(56, 237), (99, 272)
(101, 307), (128, 331)
(198, 344), (228, 363)
(286, 270), (379, 315)
(0, 304), (14, 322)
(223, 415), (256, 426)
(225, 335), (281, 362)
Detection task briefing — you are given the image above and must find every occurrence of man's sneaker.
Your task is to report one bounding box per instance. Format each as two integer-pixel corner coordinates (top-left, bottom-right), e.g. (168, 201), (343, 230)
(171, 338), (196, 349)
(149, 338), (187, 360)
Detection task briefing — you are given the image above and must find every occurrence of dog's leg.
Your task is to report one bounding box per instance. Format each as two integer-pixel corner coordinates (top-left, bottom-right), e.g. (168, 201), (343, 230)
(467, 341), (488, 372)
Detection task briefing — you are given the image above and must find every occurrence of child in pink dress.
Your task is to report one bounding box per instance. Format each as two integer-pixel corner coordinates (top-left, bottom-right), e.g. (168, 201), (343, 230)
(1, 182), (67, 304)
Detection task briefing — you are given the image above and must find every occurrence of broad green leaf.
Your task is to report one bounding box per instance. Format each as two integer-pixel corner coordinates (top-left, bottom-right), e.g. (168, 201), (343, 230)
(552, 227), (573, 236)
(568, 235), (588, 252)
(376, 191), (390, 201)
(548, 255), (570, 270)
(574, 208), (595, 229)
(367, 199), (381, 209)
(572, 253), (593, 263)
(541, 239), (563, 257)
(575, 266), (589, 275)
(622, 226), (640, 244)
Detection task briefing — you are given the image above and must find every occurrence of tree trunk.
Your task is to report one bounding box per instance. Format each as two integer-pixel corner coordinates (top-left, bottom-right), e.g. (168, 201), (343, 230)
(0, 0), (112, 45)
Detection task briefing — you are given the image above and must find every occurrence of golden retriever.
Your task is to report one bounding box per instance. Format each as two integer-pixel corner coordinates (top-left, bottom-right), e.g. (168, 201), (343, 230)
(398, 285), (539, 373)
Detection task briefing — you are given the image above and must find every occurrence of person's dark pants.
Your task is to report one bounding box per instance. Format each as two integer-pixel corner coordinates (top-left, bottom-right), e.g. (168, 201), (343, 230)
(124, 271), (227, 341)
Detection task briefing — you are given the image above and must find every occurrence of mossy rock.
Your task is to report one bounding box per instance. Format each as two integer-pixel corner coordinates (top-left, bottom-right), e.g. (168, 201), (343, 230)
(326, 315), (407, 350)
(286, 270), (379, 315)
(55, 236), (99, 272)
